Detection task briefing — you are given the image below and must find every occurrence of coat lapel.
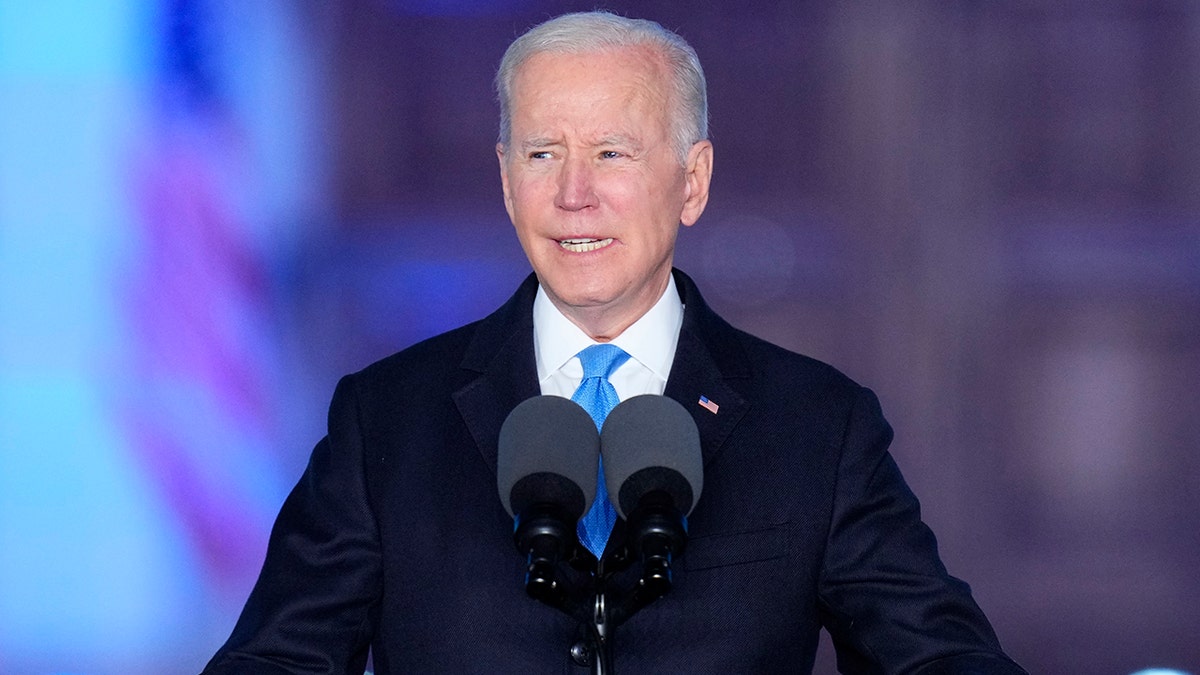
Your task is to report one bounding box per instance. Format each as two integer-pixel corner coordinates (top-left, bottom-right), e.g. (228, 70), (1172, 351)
(452, 274), (541, 474)
(663, 270), (750, 468)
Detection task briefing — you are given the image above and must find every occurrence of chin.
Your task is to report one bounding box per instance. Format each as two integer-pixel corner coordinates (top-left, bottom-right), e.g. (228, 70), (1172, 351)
(546, 277), (622, 311)
(556, 288), (619, 311)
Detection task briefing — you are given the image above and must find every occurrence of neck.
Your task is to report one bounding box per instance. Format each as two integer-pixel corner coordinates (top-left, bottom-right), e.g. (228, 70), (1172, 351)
(566, 316), (632, 343)
(558, 304), (643, 342)
(553, 275), (672, 343)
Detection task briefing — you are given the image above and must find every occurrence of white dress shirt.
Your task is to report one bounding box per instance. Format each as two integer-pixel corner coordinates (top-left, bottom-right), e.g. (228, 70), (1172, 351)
(533, 274), (683, 401)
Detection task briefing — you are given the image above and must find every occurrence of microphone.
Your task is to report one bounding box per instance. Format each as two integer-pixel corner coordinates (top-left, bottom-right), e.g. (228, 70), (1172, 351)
(600, 395), (702, 606)
(497, 395), (600, 607)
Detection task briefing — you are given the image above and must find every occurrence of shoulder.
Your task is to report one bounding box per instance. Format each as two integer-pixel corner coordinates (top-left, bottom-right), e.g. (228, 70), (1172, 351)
(316, 322), (483, 434)
(353, 320), (481, 389)
(734, 327), (856, 389)
(676, 271), (867, 404)
(340, 272), (539, 402)
(730, 326), (885, 431)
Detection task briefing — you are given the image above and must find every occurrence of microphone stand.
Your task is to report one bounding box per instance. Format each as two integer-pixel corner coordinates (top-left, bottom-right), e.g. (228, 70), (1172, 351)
(589, 590), (614, 675)
(586, 496), (688, 674)
(516, 506), (686, 675)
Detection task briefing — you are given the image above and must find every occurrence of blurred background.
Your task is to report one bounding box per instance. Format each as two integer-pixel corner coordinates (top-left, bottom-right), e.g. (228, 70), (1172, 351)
(1, 1), (1197, 673)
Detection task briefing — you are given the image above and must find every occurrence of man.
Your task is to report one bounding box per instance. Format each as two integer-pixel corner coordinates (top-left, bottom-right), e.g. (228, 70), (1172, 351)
(204, 11), (1025, 674)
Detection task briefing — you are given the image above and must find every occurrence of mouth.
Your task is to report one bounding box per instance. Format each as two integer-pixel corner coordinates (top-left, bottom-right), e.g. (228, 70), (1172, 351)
(557, 237), (614, 253)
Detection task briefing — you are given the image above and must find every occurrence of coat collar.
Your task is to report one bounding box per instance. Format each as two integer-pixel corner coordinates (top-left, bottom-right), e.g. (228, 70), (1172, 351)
(453, 269), (750, 473)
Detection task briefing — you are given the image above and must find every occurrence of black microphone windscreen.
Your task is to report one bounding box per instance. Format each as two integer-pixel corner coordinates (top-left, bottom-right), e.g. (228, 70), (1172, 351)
(497, 395), (600, 519)
(600, 395), (703, 518)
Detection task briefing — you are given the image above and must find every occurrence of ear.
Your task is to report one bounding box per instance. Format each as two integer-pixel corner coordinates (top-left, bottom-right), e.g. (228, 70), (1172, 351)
(497, 143), (516, 222)
(679, 140), (713, 227)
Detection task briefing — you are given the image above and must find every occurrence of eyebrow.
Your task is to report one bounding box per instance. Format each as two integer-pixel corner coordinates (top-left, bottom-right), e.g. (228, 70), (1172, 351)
(515, 134), (646, 154)
(595, 134), (643, 152)
(518, 137), (560, 153)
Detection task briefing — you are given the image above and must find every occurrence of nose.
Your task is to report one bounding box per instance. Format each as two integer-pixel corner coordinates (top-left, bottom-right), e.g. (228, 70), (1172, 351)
(554, 155), (597, 211)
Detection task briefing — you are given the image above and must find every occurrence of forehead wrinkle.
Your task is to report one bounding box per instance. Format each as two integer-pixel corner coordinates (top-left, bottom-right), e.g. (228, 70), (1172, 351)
(509, 46), (675, 152)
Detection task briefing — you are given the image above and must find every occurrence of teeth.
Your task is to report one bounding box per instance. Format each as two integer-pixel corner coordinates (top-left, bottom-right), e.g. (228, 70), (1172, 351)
(559, 238), (613, 253)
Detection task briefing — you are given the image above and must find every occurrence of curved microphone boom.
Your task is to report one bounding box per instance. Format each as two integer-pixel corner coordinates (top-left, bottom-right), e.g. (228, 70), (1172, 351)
(600, 395), (703, 607)
(497, 395), (600, 607)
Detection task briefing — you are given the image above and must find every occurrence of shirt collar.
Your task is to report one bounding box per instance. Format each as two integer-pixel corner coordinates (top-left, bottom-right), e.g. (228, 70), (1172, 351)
(533, 274), (683, 382)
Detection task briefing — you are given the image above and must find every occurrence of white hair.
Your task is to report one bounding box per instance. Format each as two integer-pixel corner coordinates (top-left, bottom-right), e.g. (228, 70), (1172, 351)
(495, 11), (708, 164)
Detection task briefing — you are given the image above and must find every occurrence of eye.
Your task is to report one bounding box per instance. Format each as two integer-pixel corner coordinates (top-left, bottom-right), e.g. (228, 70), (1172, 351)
(528, 151), (552, 160)
(600, 150), (623, 159)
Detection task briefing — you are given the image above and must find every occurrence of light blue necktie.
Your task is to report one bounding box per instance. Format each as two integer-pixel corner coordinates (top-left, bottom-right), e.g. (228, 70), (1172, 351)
(572, 343), (630, 559)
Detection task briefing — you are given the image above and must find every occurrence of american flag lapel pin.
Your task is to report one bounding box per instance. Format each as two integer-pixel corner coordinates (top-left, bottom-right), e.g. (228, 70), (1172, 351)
(698, 395), (719, 414)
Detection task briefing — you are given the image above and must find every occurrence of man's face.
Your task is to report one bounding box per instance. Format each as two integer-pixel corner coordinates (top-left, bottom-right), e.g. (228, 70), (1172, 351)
(498, 47), (712, 339)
